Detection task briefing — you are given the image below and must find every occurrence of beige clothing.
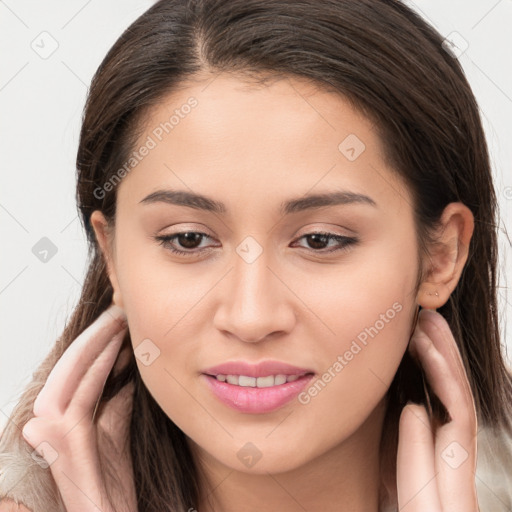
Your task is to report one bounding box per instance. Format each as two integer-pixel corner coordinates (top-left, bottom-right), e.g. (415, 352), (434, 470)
(474, 424), (512, 510)
(1, 423), (512, 511)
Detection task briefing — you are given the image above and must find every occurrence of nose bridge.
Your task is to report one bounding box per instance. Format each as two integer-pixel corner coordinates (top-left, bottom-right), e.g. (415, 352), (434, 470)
(233, 243), (273, 307)
(213, 236), (295, 342)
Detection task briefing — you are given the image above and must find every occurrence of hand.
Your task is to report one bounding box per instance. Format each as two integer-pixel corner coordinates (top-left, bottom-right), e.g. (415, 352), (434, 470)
(21, 304), (137, 512)
(397, 308), (479, 511)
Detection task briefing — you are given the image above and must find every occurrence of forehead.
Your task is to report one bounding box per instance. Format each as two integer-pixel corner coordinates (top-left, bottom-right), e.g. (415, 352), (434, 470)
(116, 72), (411, 216)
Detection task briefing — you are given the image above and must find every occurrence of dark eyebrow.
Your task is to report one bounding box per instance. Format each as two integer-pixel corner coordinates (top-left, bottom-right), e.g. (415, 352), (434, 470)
(281, 190), (376, 214)
(139, 189), (376, 215)
(140, 189), (227, 214)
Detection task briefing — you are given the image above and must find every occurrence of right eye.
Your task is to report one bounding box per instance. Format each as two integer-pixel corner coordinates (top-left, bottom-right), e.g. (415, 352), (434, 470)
(154, 231), (217, 256)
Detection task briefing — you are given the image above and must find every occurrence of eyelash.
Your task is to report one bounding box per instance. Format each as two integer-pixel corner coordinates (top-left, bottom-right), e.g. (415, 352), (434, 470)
(154, 231), (358, 257)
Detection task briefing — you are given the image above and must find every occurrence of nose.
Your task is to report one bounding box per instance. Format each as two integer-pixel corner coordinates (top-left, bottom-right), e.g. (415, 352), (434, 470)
(213, 247), (296, 344)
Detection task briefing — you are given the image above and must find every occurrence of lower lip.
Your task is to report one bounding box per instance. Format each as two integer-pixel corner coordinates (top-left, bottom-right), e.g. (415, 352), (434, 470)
(202, 373), (315, 414)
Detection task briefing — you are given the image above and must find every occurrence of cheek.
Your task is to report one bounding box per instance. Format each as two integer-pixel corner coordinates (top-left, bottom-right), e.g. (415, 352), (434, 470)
(119, 261), (206, 430)
(295, 238), (418, 392)
(293, 282), (416, 447)
(114, 243), (214, 407)
(115, 230), (211, 335)
(119, 263), (206, 368)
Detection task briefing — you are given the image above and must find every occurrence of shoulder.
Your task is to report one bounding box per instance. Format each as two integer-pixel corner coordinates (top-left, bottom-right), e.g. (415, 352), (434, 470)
(0, 499), (32, 511)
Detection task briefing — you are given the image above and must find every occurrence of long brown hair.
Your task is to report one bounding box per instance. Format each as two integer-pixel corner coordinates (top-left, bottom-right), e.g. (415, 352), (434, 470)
(2, 0), (511, 510)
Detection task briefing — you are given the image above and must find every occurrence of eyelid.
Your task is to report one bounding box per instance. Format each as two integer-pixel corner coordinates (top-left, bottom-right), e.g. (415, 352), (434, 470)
(157, 223), (214, 236)
(294, 221), (358, 237)
(294, 226), (355, 239)
(290, 231), (358, 253)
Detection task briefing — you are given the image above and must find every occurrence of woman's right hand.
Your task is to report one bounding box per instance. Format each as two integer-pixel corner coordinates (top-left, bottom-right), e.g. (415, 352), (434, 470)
(21, 304), (137, 512)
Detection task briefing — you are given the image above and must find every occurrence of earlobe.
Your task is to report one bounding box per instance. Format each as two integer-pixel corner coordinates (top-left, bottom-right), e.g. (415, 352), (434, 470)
(416, 202), (474, 309)
(416, 284), (445, 310)
(90, 210), (124, 308)
(112, 291), (122, 307)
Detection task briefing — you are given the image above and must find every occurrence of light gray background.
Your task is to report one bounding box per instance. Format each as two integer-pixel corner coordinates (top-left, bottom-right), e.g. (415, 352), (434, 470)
(1, 0), (511, 432)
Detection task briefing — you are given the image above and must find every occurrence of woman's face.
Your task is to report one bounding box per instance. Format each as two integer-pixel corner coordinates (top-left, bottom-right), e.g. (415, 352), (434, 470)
(93, 73), (422, 474)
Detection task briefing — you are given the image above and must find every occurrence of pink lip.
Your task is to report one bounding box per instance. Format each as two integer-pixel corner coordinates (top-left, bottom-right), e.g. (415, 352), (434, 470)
(202, 360), (314, 378)
(202, 373), (315, 414)
(201, 360), (316, 414)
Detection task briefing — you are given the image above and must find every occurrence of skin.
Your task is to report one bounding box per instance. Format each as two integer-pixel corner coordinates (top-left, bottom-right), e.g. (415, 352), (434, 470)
(19, 73), (478, 511)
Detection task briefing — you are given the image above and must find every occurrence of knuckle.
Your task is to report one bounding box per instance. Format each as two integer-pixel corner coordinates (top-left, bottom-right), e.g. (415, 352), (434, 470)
(32, 394), (54, 418)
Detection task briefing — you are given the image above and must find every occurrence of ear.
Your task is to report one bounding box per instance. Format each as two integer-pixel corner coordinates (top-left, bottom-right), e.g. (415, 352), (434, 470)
(416, 202), (474, 309)
(90, 210), (124, 308)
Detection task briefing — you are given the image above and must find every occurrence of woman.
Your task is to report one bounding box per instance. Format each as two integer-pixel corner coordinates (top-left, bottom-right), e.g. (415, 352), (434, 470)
(1, 0), (512, 510)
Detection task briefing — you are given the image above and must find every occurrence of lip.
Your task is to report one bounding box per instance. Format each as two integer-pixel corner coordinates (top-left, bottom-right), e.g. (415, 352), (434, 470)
(202, 373), (315, 414)
(202, 360), (314, 378)
(201, 360), (316, 414)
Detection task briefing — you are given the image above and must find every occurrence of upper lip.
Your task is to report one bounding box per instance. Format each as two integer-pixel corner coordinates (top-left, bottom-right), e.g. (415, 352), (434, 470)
(202, 360), (315, 378)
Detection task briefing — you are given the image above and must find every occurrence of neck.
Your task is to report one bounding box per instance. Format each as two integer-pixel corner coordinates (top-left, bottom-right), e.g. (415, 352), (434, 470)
(192, 397), (390, 512)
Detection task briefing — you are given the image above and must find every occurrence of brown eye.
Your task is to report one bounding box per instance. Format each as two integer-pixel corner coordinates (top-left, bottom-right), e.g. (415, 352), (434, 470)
(154, 231), (215, 256)
(305, 233), (330, 249)
(154, 230), (358, 258)
(175, 232), (204, 249)
(292, 232), (358, 253)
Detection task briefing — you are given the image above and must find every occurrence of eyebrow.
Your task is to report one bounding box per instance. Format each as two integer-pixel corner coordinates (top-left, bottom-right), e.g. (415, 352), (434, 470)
(139, 188), (377, 215)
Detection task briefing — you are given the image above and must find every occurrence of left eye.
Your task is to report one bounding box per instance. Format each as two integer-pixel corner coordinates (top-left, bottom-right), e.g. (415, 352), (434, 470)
(292, 232), (358, 253)
(154, 231), (358, 256)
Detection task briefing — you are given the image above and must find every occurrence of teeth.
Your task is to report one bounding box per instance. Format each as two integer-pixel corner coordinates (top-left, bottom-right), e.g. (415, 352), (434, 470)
(274, 375), (287, 385)
(239, 375), (256, 387)
(226, 375), (239, 385)
(256, 375), (275, 387)
(215, 373), (307, 387)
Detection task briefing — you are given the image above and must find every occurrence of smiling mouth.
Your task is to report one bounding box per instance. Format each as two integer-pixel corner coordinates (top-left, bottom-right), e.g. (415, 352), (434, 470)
(202, 371), (316, 414)
(205, 372), (315, 388)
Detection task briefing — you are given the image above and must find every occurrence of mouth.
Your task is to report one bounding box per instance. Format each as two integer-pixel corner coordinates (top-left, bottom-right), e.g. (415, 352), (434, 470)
(201, 371), (316, 414)
(204, 372), (315, 388)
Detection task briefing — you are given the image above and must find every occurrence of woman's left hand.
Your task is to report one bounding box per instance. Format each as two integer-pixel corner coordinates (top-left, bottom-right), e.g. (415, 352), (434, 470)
(397, 308), (479, 511)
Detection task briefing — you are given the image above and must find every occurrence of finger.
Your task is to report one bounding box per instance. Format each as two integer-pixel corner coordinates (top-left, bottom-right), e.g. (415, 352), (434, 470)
(397, 402), (442, 510)
(66, 326), (127, 417)
(59, 378), (135, 512)
(413, 309), (476, 429)
(111, 334), (133, 376)
(21, 416), (112, 511)
(33, 304), (127, 416)
(96, 381), (135, 443)
(410, 310), (478, 511)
